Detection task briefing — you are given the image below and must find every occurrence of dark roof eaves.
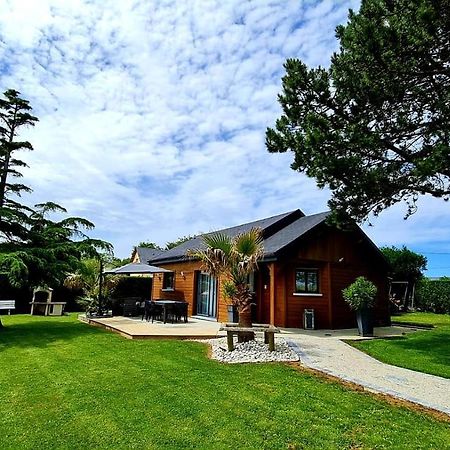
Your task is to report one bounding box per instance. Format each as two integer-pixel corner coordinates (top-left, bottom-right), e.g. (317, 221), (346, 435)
(150, 255), (194, 265)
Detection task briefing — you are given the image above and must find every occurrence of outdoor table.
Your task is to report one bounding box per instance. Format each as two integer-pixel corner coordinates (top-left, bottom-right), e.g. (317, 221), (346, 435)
(153, 300), (187, 323)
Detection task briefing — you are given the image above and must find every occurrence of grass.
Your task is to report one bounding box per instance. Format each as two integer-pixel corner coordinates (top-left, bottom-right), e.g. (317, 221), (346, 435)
(352, 312), (450, 379)
(392, 312), (450, 327)
(0, 315), (449, 450)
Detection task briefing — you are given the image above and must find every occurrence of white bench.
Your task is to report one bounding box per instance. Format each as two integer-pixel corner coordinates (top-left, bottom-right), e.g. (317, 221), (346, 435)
(0, 300), (15, 315)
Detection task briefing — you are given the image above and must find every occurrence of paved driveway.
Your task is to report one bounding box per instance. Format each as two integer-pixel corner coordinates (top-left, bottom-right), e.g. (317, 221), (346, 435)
(282, 327), (450, 415)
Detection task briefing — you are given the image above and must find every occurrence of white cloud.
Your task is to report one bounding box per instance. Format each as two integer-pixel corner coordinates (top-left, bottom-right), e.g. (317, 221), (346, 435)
(1, 0), (448, 276)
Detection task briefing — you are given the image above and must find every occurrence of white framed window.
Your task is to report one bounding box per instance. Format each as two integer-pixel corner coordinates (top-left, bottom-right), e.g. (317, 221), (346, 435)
(295, 269), (319, 294)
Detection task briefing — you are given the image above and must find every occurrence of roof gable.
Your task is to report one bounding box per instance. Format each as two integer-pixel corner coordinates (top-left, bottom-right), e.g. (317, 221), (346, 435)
(263, 211), (331, 257)
(147, 209), (387, 269)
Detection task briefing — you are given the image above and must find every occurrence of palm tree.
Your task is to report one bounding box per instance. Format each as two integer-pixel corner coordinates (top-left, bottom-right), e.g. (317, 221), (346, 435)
(187, 227), (264, 329)
(64, 257), (118, 314)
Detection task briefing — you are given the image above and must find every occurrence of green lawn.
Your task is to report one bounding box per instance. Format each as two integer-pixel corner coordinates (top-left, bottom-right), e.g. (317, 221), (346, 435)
(352, 312), (450, 379)
(0, 315), (449, 450)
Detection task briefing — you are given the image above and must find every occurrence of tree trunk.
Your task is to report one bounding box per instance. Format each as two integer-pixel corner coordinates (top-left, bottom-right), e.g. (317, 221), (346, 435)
(238, 309), (254, 342)
(0, 112), (16, 209)
(238, 309), (252, 328)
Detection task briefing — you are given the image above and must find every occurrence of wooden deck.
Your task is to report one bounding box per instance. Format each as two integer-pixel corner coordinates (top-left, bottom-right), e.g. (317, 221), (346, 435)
(79, 314), (222, 340)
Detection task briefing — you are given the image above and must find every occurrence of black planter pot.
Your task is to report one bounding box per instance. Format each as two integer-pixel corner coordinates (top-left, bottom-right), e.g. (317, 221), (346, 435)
(227, 305), (239, 323)
(356, 308), (374, 337)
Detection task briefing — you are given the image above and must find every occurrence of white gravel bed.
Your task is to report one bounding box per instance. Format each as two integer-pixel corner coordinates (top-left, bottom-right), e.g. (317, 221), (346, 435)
(203, 336), (300, 364)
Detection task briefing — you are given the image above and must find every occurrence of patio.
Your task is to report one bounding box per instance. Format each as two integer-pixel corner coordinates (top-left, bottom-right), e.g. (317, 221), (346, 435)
(79, 314), (222, 339)
(80, 313), (418, 342)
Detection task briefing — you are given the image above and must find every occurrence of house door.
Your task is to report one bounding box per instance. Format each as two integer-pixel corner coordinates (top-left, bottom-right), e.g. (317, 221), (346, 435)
(196, 273), (217, 318)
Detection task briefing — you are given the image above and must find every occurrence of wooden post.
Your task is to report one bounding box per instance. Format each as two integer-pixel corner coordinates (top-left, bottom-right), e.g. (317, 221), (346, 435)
(227, 332), (234, 351)
(269, 263), (275, 325)
(283, 266), (288, 327)
(327, 262), (333, 329)
(267, 332), (275, 351)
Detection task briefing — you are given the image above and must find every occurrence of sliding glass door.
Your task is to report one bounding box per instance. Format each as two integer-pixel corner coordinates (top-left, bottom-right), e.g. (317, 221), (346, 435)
(196, 273), (217, 318)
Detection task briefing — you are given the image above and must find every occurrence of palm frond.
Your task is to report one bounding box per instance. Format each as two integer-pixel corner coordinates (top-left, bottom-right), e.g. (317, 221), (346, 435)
(187, 247), (228, 278)
(233, 228), (263, 257)
(203, 232), (233, 257)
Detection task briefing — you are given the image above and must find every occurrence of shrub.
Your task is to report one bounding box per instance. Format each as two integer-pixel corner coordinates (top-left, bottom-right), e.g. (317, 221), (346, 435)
(415, 278), (450, 314)
(342, 276), (377, 311)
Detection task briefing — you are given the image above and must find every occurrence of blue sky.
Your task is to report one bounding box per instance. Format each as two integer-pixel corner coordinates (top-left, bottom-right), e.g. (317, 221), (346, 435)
(1, 0), (449, 276)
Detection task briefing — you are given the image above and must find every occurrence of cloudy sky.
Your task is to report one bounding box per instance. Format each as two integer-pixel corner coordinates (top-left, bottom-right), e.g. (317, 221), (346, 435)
(1, 0), (449, 275)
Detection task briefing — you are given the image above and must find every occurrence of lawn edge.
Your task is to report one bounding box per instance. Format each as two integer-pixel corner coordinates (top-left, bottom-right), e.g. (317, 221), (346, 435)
(286, 362), (450, 423)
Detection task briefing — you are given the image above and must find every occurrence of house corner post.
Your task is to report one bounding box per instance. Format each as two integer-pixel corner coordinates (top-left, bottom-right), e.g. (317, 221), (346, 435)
(269, 263), (275, 325)
(327, 262), (333, 328)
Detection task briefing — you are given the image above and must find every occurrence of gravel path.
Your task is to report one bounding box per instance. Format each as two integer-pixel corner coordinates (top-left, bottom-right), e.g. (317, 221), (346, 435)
(285, 333), (450, 415)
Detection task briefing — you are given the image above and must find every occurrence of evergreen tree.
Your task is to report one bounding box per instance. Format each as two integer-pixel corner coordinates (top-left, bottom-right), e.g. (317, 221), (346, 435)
(266, 0), (450, 223)
(0, 90), (111, 326)
(0, 89), (37, 242)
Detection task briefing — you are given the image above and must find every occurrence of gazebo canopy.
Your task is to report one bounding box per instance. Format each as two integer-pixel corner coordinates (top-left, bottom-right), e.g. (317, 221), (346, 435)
(104, 262), (173, 275)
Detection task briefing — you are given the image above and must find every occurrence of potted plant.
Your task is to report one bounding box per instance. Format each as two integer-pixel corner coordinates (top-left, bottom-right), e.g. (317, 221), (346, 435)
(342, 276), (377, 336)
(223, 282), (239, 323)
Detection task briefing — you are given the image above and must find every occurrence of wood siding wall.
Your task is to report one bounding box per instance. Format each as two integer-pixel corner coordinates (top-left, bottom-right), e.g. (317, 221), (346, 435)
(257, 261), (331, 328)
(152, 261), (200, 318)
(151, 260), (228, 321)
(298, 225), (389, 328)
(150, 224), (390, 329)
(262, 225), (390, 329)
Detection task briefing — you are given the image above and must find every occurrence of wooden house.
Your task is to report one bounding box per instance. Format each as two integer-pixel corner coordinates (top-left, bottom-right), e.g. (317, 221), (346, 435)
(142, 210), (390, 329)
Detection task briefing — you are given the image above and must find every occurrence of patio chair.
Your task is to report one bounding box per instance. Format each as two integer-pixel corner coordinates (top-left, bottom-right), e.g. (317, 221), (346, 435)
(122, 297), (141, 317)
(143, 300), (158, 321)
(169, 302), (188, 323)
(150, 303), (164, 323)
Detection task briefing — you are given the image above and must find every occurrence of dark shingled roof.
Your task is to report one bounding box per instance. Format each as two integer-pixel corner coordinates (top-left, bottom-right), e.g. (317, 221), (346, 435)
(135, 247), (166, 263)
(263, 211), (331, 257)
(149, 209), (332, 264)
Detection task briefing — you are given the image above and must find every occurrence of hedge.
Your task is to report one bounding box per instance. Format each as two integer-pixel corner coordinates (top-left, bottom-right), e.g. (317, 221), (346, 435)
(415, 278), (450, 314)
(110, 276), (152, 300)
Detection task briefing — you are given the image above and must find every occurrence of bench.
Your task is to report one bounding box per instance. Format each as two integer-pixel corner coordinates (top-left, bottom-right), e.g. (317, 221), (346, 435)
(219, 324), (280, 351)
(0, 300), (15, 315)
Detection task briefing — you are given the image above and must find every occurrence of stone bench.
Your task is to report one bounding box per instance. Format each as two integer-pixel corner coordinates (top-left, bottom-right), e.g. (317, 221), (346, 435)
(220, 324), (280, 351)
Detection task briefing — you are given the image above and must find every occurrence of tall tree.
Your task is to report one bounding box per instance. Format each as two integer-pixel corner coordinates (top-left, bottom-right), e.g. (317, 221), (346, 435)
(0, 201), (111, 288)
(0, 90), (38, 242)
(0, 90), (111, 326)
(266, 0), (450, 224)
(137, 241), (162, 250)
(166, 235), (194, 250)
(0, 89), (37, 209)
(381, 246), (427, 282)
